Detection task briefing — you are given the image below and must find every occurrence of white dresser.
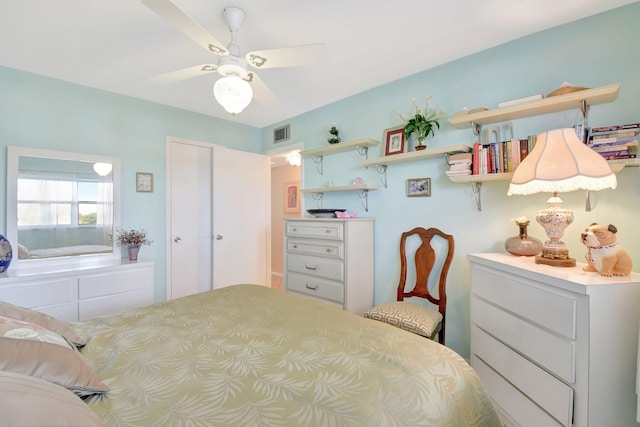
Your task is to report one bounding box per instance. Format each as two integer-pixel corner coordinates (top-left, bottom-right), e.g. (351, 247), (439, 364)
(0, 258), (155, 321)
(469, 253), (640, 427)
(284, 218), (374, 314)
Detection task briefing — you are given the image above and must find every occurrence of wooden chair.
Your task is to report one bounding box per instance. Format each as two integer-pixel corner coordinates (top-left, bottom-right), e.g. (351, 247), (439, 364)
(363, 227), (454, 344)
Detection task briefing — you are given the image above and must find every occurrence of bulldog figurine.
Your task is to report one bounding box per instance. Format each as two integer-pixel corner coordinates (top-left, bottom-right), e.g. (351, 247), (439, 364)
(580, 223), (632, 277)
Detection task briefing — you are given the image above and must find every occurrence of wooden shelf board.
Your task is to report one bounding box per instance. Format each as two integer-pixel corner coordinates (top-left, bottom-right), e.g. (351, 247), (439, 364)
(448, 84), (620, 129)
(361, 144), (471, 167)
(301, 183), (380, 193)
(300, 138), (379, 157)
(447, 172), (513, 183)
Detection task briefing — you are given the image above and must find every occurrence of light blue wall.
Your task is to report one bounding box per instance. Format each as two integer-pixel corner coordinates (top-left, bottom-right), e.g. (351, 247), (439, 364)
(1, 3), (638, 358)
(262, 3), (640, 357)
(0, 67), (261, 301)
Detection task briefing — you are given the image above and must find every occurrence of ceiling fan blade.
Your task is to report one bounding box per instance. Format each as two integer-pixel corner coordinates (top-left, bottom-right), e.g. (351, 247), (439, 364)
(245, 72), (279, 106)
(246, 43), (326, 69)
(141, 0), (228, 56)
(150, 64), (218, 84)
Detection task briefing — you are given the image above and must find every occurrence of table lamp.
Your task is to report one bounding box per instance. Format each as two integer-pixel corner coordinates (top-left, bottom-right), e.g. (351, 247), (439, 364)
(507, 128), (617, 266)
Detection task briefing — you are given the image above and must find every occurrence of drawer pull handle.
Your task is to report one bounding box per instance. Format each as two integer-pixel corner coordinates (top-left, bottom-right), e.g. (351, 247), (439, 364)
(305, 283), (318, 290)
(305, 264), (319, 270)
(325, 229), (331, 233)
(326, 248), (332, 253)
(293, 244), (298, 249)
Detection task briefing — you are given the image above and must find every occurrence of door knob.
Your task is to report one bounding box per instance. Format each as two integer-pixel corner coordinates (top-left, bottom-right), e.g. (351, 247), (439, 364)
(174, 237), (182, 243)
(216, 235), (223, 240)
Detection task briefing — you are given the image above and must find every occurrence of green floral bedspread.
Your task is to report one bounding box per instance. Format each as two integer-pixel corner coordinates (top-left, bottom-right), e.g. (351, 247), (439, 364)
(74, 284), (501, 426)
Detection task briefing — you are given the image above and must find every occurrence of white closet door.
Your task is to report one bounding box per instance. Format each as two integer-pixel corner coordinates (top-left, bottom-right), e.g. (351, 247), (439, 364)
(168, 140), (213, 299)
(212, 147), (270, 288)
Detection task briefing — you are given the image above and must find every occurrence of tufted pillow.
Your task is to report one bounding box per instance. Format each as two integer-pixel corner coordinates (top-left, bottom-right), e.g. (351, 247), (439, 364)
(363, 301), (443, 338)
(0, 315), (108, 397)
(0, 300), (86, 347)
(0, 370), (105, 427)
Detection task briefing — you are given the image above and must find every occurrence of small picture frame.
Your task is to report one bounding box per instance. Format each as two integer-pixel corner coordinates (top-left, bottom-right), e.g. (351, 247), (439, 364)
(136, 172), (153, 193)
(383, 125), (407, 156)
(406, 178), (431, 197)
(284, 181), (301, 213)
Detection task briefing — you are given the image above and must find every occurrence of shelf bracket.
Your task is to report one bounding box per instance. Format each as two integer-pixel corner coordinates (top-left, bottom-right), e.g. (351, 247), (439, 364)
(310, 154), (323, 175)
(471, 181), (482, 211)
(580, 99), (590, 122)
(374, 164), (388, 188)
(356, 145), (370, 160)
(585, 190), (593, 212)
(310, 192), (323, 208)
(471, 121), (482, 138)
(357, 190), (370, 212)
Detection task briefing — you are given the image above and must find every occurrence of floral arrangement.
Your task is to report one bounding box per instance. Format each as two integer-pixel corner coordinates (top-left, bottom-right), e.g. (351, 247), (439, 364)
(512, 216), (531, 226)
(327, 125), (341, 144)
(398, 96), (445, 146)
(113, 227), (152, 247)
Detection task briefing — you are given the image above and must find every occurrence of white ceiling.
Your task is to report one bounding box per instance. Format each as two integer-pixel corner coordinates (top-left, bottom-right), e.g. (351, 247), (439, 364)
(1, 0), (636, 128)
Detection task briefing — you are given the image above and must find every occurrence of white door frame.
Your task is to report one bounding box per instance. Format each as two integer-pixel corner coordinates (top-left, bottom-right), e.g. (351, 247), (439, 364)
(165, 136), (221, 300)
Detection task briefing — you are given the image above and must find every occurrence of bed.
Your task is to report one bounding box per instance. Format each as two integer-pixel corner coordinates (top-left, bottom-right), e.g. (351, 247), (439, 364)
(2, 284), (502, 426)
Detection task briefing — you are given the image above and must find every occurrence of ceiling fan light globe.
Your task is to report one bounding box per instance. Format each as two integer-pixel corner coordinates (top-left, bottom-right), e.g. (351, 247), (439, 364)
(214, 76), (253, 114)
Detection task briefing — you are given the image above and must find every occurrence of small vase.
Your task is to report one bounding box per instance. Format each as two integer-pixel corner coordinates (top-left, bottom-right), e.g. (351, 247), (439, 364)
(127, 244), (141, 262)
(505, 223), (543, 257)
(0, 234), (12, 273)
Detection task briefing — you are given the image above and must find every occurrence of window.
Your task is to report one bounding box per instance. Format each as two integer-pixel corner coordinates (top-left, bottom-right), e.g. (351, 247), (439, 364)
(17, 174), (110, 228)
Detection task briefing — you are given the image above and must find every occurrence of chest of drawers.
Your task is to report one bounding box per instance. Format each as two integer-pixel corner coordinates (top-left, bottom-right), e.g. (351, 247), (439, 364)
(284, 218), (374, 314)
(469, 253), (640, 427)
(0, 259), (154, 321)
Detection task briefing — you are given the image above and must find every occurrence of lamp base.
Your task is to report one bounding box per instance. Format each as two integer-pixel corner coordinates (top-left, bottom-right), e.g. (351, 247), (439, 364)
(535, 247), (576, 267)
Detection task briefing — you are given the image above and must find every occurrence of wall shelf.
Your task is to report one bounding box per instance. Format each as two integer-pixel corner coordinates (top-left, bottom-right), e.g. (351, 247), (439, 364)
(300, 138), (379, 175)
(447, 83), (621, 211)
(301, 184), (380, 212)
(361, 144), (472, 188)
(448, 83), (620, 129)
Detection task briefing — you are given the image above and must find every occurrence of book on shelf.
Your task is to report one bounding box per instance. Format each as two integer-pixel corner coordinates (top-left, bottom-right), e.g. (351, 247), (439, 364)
(448, 152), (473, 163)
(600, 153), (637, 160)
(588, 135), (638, 145)
(470, 136), (535, 176)
(590, 122), (640, 133)
(590, 130), (639, 140)
(591, 141), (638, 153)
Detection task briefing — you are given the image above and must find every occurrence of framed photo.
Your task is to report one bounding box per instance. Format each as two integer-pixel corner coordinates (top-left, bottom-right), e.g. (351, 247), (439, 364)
(383, 125), (407, 156)
(136, 172), (153, 193)
(284, 181), (301, 213)
(406, 178), (431, 197)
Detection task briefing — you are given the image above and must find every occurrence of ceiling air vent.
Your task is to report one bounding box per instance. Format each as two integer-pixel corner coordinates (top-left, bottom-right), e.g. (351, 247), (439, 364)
(273, 124), (290, 143)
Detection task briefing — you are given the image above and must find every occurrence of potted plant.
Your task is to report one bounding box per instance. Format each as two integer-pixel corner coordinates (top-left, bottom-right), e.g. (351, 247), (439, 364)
(327, 125), (341, 144)
(113, 227), (152, 261)
(398, 96), (445, 150)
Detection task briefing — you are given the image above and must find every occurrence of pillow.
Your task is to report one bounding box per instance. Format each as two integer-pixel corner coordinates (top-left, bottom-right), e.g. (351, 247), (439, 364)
(363, 301), (443, 338)
(0, 300), (86, 347)
(0, 371), (105, 427)
(0, 315), (109, 397)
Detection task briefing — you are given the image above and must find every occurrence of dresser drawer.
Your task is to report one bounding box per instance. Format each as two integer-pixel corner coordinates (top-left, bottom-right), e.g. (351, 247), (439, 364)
(472, 356), (567, 427)
(287, 239), (344, 259)
(472, 265), (577, 340)
(79, 268), (152, 299)
(472, 297), (575, 383)
(287, 253), (344, 282)
(286, 221), (343, 241)
(286, 272), (344, 304)
(472, 326), (573, 426)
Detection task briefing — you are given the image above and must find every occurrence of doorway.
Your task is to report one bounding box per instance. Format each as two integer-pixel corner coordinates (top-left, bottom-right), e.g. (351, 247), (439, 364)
(166, 137), (271, 300)
(267, 143), (303, 291)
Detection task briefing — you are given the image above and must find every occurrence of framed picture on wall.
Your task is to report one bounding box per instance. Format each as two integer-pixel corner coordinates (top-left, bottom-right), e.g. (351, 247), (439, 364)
(136, 172), (153, 193)
(383, 125), (406, 156)
(406, 177), (431, 197)
(284, 181), (301, 213)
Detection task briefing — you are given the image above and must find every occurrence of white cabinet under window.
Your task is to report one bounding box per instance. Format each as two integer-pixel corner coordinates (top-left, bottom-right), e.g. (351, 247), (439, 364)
(0, 259), (154, 321)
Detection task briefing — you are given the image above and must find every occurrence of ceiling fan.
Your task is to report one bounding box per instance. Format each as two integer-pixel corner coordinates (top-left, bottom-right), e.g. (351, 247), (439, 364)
(141, 0), (326, 114)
